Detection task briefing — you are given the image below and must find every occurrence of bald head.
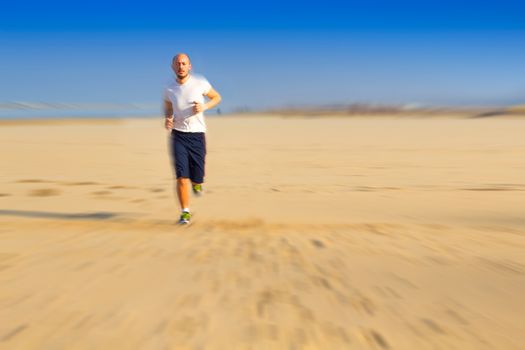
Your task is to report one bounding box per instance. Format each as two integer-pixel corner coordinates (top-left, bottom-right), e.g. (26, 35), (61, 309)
(172, 53), (192, 81)
(172, 53), (191, 63)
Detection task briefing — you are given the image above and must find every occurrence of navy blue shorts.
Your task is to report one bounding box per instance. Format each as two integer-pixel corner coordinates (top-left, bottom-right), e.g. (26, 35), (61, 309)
(170, 129), (206, 183)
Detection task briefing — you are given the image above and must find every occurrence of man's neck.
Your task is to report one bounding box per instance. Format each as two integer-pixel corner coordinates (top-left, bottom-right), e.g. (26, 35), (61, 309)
(177, 74), (191, 85)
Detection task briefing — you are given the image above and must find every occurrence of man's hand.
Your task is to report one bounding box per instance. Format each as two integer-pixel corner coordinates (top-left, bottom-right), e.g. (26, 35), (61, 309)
(192, 101), (207, 114)
(165, 116), (174, 130)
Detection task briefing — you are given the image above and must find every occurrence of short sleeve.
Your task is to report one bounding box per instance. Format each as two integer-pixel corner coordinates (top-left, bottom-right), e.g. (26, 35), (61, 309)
(163, 87), (170, 101)
(201, 78), (212, 95)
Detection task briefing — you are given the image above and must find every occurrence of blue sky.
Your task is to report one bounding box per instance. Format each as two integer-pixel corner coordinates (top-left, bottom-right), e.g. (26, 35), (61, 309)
(1, 0), (524, 113)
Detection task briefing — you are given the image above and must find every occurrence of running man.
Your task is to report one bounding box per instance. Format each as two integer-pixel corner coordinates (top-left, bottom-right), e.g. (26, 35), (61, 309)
(163, 53), (222, 225)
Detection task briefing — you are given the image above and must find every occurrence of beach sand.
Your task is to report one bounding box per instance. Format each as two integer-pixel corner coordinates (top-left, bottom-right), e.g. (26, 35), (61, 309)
(1, 115), (524, 349)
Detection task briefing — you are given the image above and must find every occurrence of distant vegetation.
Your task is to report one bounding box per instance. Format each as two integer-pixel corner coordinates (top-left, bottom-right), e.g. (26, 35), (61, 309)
(251, 103), (525, 118)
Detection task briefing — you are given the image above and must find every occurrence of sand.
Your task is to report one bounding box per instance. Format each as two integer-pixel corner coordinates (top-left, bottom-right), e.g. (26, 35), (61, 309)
(1, 115), (524, 349)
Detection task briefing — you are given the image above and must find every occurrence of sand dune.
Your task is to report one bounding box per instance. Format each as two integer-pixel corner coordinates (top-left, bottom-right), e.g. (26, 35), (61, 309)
(1, 116), (524, 349)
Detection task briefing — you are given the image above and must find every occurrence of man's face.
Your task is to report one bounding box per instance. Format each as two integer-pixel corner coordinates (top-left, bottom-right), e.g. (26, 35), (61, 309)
(172, 55), (191, 79)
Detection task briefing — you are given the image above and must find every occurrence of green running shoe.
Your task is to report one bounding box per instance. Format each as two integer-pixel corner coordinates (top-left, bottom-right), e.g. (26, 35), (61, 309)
(192, 183), (203, 197)
(178, 211), (191, 225)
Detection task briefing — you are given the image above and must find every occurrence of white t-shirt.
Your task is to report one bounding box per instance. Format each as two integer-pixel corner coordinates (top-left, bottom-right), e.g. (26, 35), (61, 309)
(164, 74), (212, 133)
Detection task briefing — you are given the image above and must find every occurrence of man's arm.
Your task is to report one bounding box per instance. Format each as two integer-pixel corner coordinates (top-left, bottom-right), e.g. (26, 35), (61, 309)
(204, 88), (222, 110)
(164, 99), (174, 130)
(192, 88), (222, 114)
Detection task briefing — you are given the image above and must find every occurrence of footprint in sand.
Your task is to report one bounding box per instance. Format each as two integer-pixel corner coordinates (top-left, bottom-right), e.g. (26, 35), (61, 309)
(421, 318), (446, 334)
(62, 181), (99, 186)
(28, 188), (61, 197)
(107, 185), (134, 190)
(16, 179), (48, 184)
(149, 188), (165, 193)
(130, 198), (146, 203)
(311, 239), (326, 249)
(92, 190), (112, 196)
(357, 329), (390, 349)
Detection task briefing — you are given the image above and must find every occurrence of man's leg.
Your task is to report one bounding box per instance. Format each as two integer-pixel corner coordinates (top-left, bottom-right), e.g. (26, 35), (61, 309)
(188, 133), (206, 196)
(176, 177), (191, 210)
(176, 177), (192, 225)
(171, 131), (192, 224)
